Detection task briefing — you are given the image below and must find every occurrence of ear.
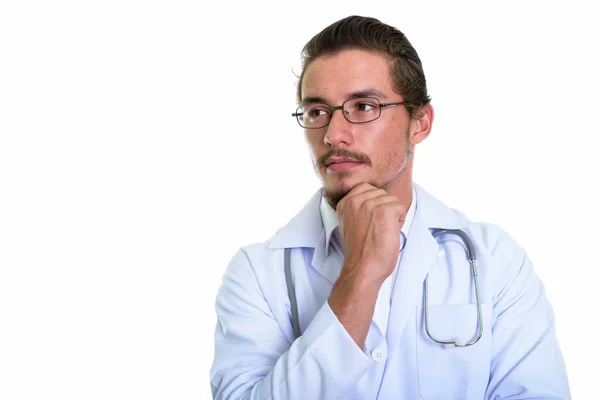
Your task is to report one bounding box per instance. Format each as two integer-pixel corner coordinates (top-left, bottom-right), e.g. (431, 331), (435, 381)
(409, 104), (434, 145)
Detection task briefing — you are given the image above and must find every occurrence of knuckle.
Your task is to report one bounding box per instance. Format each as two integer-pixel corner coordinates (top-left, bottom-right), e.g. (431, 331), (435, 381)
(353, 182), (370, 192)
(347, 196), (360, 209)
(364, 198), (377, 212)
(373, 204), (388, 218)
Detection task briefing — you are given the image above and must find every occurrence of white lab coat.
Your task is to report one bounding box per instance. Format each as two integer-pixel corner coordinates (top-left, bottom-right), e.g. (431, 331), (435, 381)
(210, 184), (570, 399)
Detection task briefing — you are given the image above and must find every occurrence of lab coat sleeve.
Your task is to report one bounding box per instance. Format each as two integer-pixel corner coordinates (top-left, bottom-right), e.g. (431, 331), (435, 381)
(210, 249), (375, 400)
(485, 230), (571, 399)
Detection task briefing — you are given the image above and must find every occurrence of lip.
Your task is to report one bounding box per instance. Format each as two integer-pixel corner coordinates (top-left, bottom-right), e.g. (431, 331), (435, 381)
(326, 160), (363, 172)
(325, 157), (359, 166)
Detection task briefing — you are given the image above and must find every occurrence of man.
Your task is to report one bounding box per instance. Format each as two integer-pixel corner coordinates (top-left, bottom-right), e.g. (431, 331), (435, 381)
(210, 15), (570, 399)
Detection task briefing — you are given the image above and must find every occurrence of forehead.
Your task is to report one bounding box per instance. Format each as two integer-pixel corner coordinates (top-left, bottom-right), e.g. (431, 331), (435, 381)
(301, 49), (395, 102)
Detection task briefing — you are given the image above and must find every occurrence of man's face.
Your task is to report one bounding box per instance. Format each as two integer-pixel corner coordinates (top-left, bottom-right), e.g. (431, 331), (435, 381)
(300, 49), (422, 207)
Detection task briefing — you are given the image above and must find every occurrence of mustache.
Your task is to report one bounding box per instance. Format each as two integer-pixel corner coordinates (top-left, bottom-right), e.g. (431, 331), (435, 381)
(317, 148), (372, 169)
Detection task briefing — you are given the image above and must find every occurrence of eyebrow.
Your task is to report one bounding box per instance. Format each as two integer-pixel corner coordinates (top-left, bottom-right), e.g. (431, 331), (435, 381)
(301, 89), (388, 105)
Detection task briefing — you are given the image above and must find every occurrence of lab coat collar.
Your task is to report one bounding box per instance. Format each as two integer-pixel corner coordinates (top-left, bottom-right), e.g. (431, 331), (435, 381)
(268, 183), (469, 250)
(268, 189), (324, 249)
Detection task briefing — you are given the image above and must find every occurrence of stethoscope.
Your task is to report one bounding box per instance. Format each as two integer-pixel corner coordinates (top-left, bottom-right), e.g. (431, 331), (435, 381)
(284, 228), (484, 348)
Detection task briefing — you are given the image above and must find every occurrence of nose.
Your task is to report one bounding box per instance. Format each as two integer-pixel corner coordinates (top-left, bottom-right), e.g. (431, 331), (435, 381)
(324, 108), (354, 147)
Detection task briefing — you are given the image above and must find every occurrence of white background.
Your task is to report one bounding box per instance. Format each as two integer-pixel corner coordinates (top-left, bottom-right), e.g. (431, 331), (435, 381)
(1, 0), (598, 399)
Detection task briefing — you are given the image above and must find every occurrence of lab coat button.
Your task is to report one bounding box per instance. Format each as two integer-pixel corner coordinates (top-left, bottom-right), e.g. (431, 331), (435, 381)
(371, 347), (387, 363)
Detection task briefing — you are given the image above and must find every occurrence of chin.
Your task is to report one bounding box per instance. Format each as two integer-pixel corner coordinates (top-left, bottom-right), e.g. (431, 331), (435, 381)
(322, 175), (378, 208)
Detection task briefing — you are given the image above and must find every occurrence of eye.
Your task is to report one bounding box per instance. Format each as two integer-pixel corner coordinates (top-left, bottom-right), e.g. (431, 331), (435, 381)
(355, 102), (377, 112)
(305, 105), (330, 118)
(308, 108), (328, 117)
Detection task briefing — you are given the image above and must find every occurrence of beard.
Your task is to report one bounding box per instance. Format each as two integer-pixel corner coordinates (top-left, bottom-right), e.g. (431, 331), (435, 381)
(317, 139), (413, 209)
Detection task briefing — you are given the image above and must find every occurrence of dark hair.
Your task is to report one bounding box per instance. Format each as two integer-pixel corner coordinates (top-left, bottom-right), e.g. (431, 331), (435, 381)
(297, 15), (431, 118)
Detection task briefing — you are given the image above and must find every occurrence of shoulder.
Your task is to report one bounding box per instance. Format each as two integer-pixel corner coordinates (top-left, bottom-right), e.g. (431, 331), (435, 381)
(461, 220), (526, 261)
(463, 221), (517, 251)
(226, 238), (284, 277)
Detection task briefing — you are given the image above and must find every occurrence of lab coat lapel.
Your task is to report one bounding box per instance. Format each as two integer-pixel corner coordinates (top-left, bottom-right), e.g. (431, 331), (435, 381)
(268, 188), (342, 286)
(385, 211), (438, 359)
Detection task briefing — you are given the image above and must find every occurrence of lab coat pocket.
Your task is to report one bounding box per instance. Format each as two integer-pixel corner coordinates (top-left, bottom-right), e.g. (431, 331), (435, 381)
(416, 302), (493, 400)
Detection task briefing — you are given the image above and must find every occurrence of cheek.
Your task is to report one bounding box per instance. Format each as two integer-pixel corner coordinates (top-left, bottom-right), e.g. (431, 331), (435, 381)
(305, 132), (322, 153)
(377, 133), (402, 164)
(375, 147), (399, 172)
(376, 133), (408, 170)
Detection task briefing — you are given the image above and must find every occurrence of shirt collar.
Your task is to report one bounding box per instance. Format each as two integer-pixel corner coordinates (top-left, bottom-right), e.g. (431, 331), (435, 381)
(319, 187), (418, 256)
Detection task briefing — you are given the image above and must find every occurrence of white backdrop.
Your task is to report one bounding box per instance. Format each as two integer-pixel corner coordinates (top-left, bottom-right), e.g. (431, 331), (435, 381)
(1, 1), (598, 399)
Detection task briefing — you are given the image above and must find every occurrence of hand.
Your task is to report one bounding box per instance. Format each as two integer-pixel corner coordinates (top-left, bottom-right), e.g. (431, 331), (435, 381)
(336, 182), (407, 284)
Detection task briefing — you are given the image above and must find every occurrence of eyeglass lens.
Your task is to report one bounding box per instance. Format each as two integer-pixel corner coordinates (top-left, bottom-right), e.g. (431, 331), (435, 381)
(296, 97), (382, 128)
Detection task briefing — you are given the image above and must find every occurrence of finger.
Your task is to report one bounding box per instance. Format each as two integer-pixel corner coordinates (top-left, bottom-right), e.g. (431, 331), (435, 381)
(365, 197), (408, 221)
(346, 182), (378, 195)
(337, 186), (387, 215)
(338, 182), (379, 205)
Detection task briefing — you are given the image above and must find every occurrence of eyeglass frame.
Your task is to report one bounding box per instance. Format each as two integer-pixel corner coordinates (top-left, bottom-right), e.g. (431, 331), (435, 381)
(292, 96), (407, 129)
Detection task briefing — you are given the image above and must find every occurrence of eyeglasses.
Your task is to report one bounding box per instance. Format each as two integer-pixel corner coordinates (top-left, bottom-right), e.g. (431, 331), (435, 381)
(292, 97), (406, 129)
